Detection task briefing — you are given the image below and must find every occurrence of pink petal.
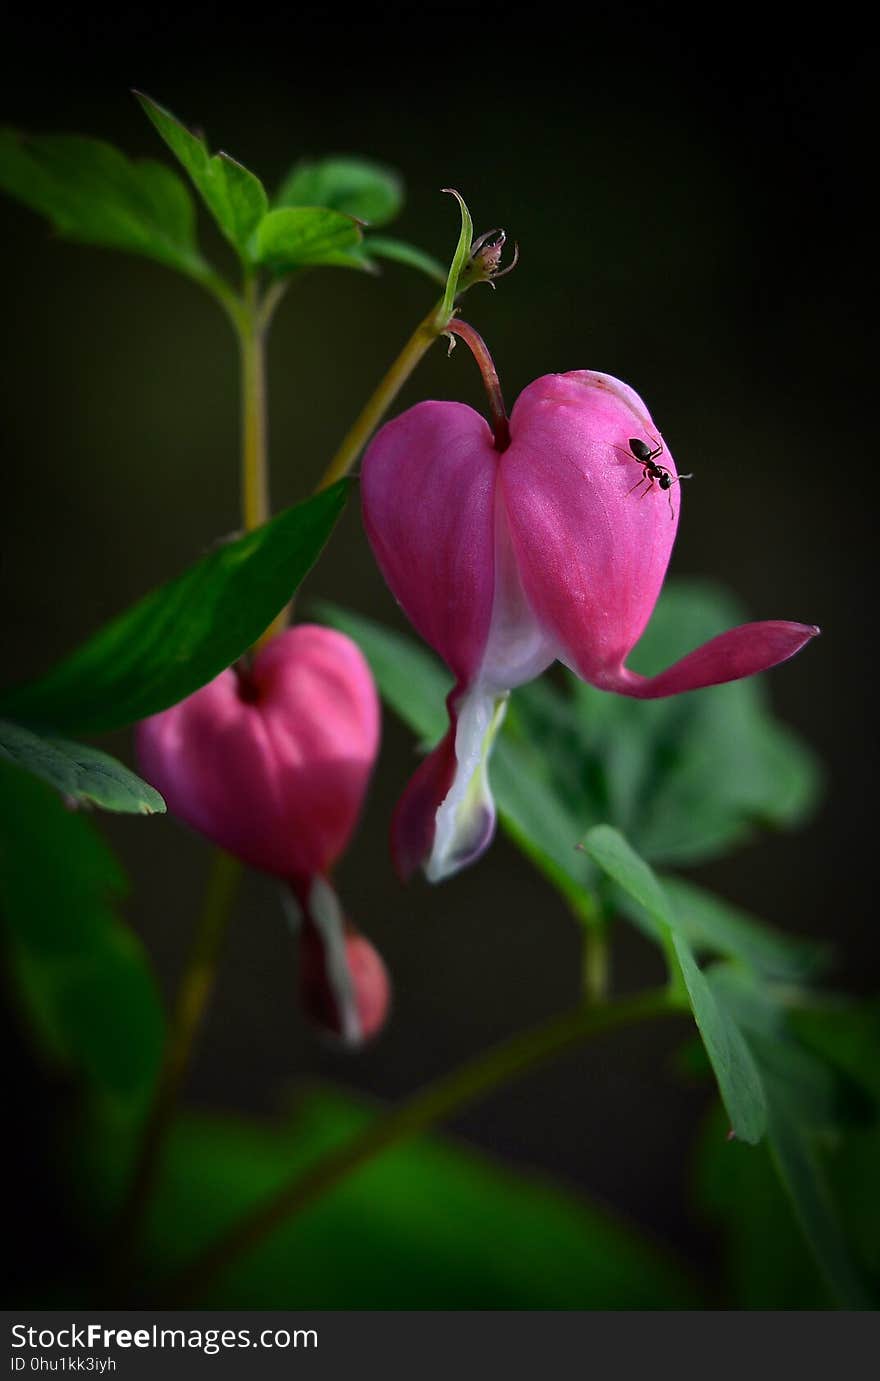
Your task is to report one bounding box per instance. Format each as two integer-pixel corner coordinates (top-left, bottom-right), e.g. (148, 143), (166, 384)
(501, 371), (680, 687)
(137, 625), (379, 881)
(603, 620), (820, 698)
(361, 401), (499, 683)
(391, 718), (457, 882)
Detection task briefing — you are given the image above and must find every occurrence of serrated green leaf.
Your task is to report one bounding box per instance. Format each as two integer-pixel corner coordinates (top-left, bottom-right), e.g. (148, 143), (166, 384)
(75, 1087), (699, 1308)
(0, 128), (211, 282)
(0, 761), (165, 1099)
(0, 718), (165, 815)
(136, 92), (267, 259)
(276, 156), (403, 226)
(364, 236), (447, 283)
(253, 206), (363, 271)
(583, 824), (767, 1143)
(0, 484), (348, 735)
(438, 188), (473, 323)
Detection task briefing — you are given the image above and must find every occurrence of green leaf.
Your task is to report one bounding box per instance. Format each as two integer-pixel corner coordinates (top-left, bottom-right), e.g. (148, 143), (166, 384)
(0, 718), (165, 815)
(363, 236), (447, 284)
(0, 761), (164, 1100)
(696, 1104), (832, 1307)
(582, 825), (767, 1144)
(253, 207), (363, 272)
(580, 823), (671, 931)
(0, 128), (211, 282)
(438, 188), (473, 322)
(615, 874), (828, 982)
(671, 934), (767, 1143)
(704, 975), (876, 1307)
(276, 156), (403, 226)
(136, 92), (267, 259)
(76, 1087), (700, 1308)
(0, 483), (349, 735)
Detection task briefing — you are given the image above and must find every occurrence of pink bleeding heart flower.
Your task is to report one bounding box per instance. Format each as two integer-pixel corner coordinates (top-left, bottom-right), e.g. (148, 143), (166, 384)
(137, 624), (389, 1046)
(361, 365), (819, 884)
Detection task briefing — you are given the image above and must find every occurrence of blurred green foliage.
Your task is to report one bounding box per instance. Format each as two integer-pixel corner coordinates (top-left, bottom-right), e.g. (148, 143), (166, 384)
(0, 760), (165, 1101)
(76, 1087), (701, 1308)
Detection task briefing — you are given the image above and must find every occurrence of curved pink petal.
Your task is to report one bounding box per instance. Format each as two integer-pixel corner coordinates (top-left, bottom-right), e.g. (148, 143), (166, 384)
(137, 625), (379, 881)
(391, 719), (457, 882)
(361, 400), (498, 684)
(501, 371), (680, 685)
(599, 620), (820, 698)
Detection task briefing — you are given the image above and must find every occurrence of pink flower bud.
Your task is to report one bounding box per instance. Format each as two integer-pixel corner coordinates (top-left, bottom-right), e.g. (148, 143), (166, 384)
(361, 370), (818, 883)
(137, 625), (388, 1046)
(136, 624), (380, 883)
(293, 877), (391, 1046)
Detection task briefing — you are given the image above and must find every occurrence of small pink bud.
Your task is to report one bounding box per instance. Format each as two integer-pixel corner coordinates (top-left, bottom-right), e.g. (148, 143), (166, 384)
(458, 228), (519, 292)
(362, 370), (818, 882)
(295, 878), (391, 1046)
(136, 624), (380, 883)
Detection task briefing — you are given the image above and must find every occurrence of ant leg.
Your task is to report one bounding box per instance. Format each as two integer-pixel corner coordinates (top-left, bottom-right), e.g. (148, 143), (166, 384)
(614, 444), (642, 466)
(645, 433), (664, 461)
(639, 476), (656, 498)
(627, 471), (651, 496)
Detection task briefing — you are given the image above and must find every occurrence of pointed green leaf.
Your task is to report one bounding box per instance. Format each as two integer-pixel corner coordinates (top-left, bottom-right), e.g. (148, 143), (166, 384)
(0, 719), (165, 814)
(0, 483), (349, 735)
(253, 207), (363, 271)
(276, 156), (403, 226)
(136, 92), (267, 259)
(671, 932), (767, 1143)
(437, 188), (473, 323)
(582, 824), (767, 1143)
(0, 128), (212, 282)
(0, 761), (165, 1100)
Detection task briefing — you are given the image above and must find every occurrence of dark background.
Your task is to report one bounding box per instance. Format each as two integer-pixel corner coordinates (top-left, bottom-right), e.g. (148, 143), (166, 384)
(1, 2), (873, 1301)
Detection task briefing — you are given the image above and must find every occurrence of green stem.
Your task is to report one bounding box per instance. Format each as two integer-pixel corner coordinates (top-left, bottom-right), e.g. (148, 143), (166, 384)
(159, 986), (676, 1305)
(239, 275), (270, 533)
(583, 921), (611, 1002)
(107, 851), (242, 1296)
(316, 299), (447, 491)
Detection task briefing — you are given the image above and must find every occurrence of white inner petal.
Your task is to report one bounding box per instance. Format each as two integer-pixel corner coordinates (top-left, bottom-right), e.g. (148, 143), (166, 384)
(425, 491), (559, 883)
(426, 689), (507, 883)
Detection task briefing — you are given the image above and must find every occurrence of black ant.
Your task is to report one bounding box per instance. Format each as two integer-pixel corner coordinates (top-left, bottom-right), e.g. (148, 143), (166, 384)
(615, 437), (693, 519)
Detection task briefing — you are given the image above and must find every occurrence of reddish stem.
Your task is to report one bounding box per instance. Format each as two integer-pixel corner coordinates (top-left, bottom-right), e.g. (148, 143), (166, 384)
(445, 320), (510, 452)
